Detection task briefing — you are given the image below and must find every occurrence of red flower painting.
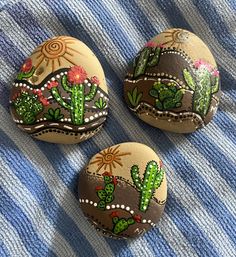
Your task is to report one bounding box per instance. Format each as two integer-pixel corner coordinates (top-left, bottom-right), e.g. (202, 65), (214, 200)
(47, 81), (59, 90)
(90, 76), (100, 85)
(68, 66), (87, 84)
(21, 58), (33, 73)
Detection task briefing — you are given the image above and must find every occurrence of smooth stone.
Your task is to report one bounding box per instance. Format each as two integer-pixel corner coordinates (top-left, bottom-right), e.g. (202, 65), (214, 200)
(78, 142), (167, 239)
(10, 36), (108, 144)
(124, 28), (221, 133)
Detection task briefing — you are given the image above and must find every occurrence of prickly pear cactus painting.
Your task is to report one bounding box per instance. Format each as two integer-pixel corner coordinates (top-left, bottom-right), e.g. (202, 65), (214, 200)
(124, 28), (221, 133)
(9, 36), (109, 144)
(78, 143), (167, 239)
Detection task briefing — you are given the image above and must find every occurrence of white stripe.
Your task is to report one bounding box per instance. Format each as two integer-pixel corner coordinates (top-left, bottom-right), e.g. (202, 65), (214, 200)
(0, 213), (32, 257)
(0, 106), (115, 257)
(0, 159), (77, 257)
(171, 0), (236, 80)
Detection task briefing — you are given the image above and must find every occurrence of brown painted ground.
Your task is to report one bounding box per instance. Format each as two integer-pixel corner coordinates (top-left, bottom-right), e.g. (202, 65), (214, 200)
(78, 171), (165, 239)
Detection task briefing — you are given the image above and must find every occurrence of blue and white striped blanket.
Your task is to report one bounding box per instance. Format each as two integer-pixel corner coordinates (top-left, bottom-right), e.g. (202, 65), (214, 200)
(0, 0), (235, 256)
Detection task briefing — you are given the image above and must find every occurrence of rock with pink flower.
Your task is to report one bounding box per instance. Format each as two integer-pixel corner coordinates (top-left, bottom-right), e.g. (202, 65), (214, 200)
(10, 36), (109, 144)
(124, 28), (221, 133)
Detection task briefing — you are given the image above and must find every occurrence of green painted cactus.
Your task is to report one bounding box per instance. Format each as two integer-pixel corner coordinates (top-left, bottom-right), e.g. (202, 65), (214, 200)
(133, 42), (162, 79)
(149, 81), (185, 110)
(112, 216), (135, 235)
(13, 92), (43, 124)
(95, 97), (107, 109)
(183, 60), (219, 117)
(131, 161), (164, 212)
(50, 66), (99, 125)
(96, 173), (116, 210)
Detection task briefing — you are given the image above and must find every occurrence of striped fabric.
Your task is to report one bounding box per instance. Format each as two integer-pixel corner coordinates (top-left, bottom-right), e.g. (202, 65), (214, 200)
(0, 0), (235, 256)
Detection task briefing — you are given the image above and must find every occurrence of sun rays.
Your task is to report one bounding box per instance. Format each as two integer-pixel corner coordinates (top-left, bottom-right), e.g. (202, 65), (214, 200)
(162, 29), (189, 49)
(31, 36), (84, 72)
(89, 145), (131, 174)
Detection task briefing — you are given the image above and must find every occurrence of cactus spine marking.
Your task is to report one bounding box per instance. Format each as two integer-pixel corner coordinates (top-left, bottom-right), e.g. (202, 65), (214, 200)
(131, 161), (164, 212)
(50, 66), (98, 125)
(183, 60), (219, 117)
(133, 42), (162, 79)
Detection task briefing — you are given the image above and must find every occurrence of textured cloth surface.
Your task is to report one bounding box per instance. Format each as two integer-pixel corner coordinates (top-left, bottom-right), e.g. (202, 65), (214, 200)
(0, 0), (236, 256)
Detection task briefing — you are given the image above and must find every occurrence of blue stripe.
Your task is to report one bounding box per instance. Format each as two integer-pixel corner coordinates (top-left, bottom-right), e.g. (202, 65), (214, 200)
(0, 33), (24, 67)
(186, 130), (236, 192)
(166, 191), (221, 257)
(0, 129), (98, 257)
(193, 0), (236, 58)
(4, 2), (49, 44)
(0, 243), (10, 257)
(215, 109), (236, 146)
(0, 186), (57, 257)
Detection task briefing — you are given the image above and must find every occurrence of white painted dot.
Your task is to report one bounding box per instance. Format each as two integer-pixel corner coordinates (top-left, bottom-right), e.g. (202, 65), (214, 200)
(64, 71), (67, 75)
(51, 77), (55, 81)
(85, 118), (89, 123)
(121, 205), (125, 209)
(90, 116), (94, 121)
(126, 206), (130, 211)
(87, 83), (91, 86)
(56, 74), (60, 78)
(97, 90), (100, 94)
(81, 199), (84, 203)
(85, 199), (89, 203)
(93, 203), (97, 207)
(99, 112), (102, 116)
(111, 205), (115, 208)
(142, 219), (147, 223)
(148, 220), (151, 223)
(60, 72), (64, 76)
(90, 201), (93, 205)
(116, 204), (120, 208)
(41, 87), (44, 91)
(84, 79), (88, 84)
(94, 114), (98, 118)
(130, 210), (134, 215)
(106, 206), (110, 210)
(100, 93), (104, 97)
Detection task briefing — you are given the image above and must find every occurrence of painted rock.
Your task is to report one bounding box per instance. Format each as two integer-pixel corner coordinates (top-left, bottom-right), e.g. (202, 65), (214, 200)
(9, 36), (108, 144)
(124, 28), (221, 133)
(78, 142), (167, 239)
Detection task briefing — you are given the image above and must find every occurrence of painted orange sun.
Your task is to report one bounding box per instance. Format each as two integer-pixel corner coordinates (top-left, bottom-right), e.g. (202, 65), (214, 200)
(89, 145), (131, 174)
(162, 29), (189, 49)
(31, 36), (83, 72)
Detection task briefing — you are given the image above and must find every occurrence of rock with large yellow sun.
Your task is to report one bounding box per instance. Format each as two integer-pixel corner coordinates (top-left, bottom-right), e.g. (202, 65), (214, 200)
(124, 28), (221, 133)
(78, 142), (167, 239)
(9, 36), (108, 144)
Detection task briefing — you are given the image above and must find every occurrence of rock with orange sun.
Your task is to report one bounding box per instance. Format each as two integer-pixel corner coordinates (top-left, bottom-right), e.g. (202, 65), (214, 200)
(78, 142), (167, 239)
(124, 28), (221, 133)
(9, 36), (108, 144)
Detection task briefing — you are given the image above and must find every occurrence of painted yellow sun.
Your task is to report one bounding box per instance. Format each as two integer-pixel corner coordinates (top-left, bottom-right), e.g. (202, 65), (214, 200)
(31, 36), (83, 72)
(89, 145), (131, 174)
(162, 29), (189, 49)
